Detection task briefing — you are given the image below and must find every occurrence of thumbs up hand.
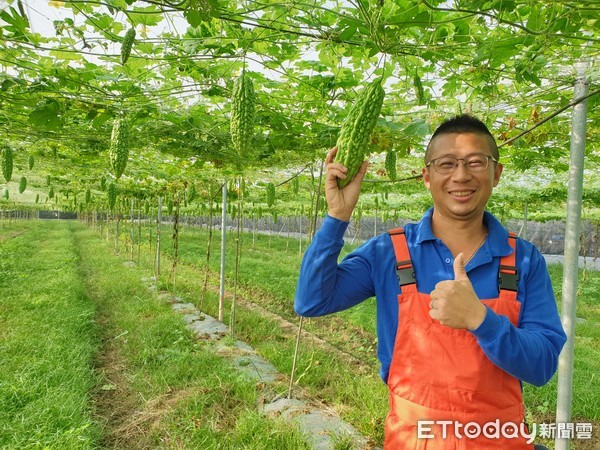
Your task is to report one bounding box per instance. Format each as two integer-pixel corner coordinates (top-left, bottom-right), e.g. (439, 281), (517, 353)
(428, 253), (487, 330)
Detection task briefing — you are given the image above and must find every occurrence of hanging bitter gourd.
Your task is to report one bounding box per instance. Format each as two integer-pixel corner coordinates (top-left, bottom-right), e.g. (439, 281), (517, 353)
(266, 182), (275, 207)
(385, 150), (397, 181)
(334, 79), (385, 188)
(121, 27), (136, 65)
(413, 73), (425, 106)
(19, 176), (27, 194)
(107, 182), (117, 210)
(28, 155), (34, 170)
(230, 71), (255, 157)
(1, 147), (13, 182)
(109, 118), (129, 179)
(187, 183), (197, 203)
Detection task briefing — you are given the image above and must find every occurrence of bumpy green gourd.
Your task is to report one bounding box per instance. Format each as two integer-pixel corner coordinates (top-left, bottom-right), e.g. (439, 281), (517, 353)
(121, 27), (136, 65)
(1, 147), (13, 182)
(100, 176), (106, 191)
(107, 182), (117, 210)
(167, 198), (173, 215)
(3, 189), (8, 200)
(385, 150), (397, 181)
(334, 79), (385, 188)
(109, 118), (129, 179)
(35, 193), (39, 204)
(49, 186), (55, 199)
(230, 71), (255, 157)
(413, 73), (425, 106)
(28, 155), (34, 170)
(18, 176), (27, 194)
(46, 175), (51, 186)
(85, 188), (91, 204)
(187, 183), (197, 203)
(266, 182), (275, 207)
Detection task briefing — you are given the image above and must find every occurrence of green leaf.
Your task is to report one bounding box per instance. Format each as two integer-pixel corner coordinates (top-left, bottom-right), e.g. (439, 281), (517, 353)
(0, 7), (30, 37)
(29, 99), (61, 129)
(403, 119), (430, 138)
(128, 6), (163, 27)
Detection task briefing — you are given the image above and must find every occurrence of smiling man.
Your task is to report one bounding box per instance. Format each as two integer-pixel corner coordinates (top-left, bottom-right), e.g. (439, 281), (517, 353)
(294, 114), (566, 449)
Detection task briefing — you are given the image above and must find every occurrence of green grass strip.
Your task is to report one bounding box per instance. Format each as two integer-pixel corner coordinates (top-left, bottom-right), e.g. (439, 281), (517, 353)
(0, 221), (101, 449)
(72, 224), (310, 449)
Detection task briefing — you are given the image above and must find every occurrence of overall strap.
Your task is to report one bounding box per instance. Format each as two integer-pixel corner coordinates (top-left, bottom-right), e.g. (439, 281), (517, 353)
(388, 228), (417, 290)
(499, 232), (519, 299)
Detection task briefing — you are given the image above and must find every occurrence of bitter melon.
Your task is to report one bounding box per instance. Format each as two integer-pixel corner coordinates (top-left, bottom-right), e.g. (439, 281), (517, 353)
(187, 183), (197, 203)
(19, 176), (26, 194)
(121, 27), (136, 65)
(230, 71), (255, 157)
(107, 182), (117, 210)
(385, 150), (397, 181)
(109, 118), (129, 179)
(334, 79), (385, 188)
(1, 147), (13, 182)
(266, 182), (275, 207)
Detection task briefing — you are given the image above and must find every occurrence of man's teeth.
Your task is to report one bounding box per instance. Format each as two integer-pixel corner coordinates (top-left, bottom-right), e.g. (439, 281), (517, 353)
(452, 191), (473, 196)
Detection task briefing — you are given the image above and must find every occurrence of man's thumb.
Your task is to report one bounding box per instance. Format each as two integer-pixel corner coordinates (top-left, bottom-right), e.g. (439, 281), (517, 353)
(453, 253), (469, 281)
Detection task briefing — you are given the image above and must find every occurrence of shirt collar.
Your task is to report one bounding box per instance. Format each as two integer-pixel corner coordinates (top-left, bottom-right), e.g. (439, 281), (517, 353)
(414, 207), (513, 257)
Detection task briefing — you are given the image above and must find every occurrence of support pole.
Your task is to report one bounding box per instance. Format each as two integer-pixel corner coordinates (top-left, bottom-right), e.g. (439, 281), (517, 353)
(555, 62), (589, 450)
(156, 196), (162, 277)
(218, 181), (227, 322)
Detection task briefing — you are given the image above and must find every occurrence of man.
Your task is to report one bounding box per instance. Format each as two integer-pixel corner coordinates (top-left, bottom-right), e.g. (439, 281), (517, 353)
(294, 114), (566, 448)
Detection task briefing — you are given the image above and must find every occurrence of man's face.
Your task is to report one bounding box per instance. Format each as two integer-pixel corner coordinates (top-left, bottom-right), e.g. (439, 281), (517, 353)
(422, 132), (503, 222)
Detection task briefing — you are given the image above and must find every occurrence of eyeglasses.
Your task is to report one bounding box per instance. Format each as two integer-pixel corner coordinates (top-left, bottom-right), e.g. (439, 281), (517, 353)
(425, 154), (498, 174)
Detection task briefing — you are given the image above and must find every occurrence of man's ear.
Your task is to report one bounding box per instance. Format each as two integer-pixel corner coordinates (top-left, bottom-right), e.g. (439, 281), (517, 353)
(422, 167), (431, 190)
(493, 163), (503, 187)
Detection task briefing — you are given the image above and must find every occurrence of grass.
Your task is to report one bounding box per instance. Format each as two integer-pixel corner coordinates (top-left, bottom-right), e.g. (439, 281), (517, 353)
(0, 219), (310, 449)
(0, 221), (101, 449)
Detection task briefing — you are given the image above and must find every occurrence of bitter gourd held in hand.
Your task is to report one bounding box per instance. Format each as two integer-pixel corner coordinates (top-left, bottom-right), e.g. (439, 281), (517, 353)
(334, 79), (385, 188)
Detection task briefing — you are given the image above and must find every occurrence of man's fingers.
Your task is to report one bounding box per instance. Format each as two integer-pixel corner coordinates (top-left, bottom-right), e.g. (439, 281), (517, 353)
(326, 163), (348, 180)
(325, 146), (338, 165)
(453, 253), (469, 281)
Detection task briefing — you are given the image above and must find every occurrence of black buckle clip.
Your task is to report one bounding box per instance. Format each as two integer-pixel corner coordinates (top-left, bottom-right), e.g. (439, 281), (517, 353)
(499, 265), (519, 292)
(396, 259), (416, 286)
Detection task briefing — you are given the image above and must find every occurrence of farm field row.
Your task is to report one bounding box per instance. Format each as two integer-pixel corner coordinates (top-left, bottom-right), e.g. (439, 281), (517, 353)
(0, 220), (310, 449)
(1, 217), (599, 448)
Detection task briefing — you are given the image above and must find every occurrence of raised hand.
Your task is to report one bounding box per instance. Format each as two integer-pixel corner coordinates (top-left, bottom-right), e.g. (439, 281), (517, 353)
(324, 147), (368, 222)
(428, 253), (487, 330)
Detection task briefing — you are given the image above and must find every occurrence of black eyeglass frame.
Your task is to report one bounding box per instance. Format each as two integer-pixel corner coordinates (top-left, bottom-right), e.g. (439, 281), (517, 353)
(425, 154), (498, 174)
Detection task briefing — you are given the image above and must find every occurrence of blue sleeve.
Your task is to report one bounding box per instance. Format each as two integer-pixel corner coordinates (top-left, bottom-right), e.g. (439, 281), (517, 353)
(471, 243), (567, 386)
(294, 215), (375, 317)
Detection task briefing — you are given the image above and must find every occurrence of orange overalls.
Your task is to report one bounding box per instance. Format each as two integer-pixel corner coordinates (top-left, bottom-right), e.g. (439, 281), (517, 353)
(384, 229), (533, 449)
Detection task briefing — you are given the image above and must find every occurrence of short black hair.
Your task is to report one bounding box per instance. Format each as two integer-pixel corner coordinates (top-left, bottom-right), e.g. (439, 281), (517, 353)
(425, 114), (498, 163)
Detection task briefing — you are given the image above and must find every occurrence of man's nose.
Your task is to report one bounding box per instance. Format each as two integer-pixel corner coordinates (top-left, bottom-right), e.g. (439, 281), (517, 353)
(451, 161), (472, 179)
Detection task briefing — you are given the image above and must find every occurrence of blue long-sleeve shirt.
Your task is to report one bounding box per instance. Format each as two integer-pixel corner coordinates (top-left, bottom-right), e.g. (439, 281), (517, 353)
(294, 208), (567, 386)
